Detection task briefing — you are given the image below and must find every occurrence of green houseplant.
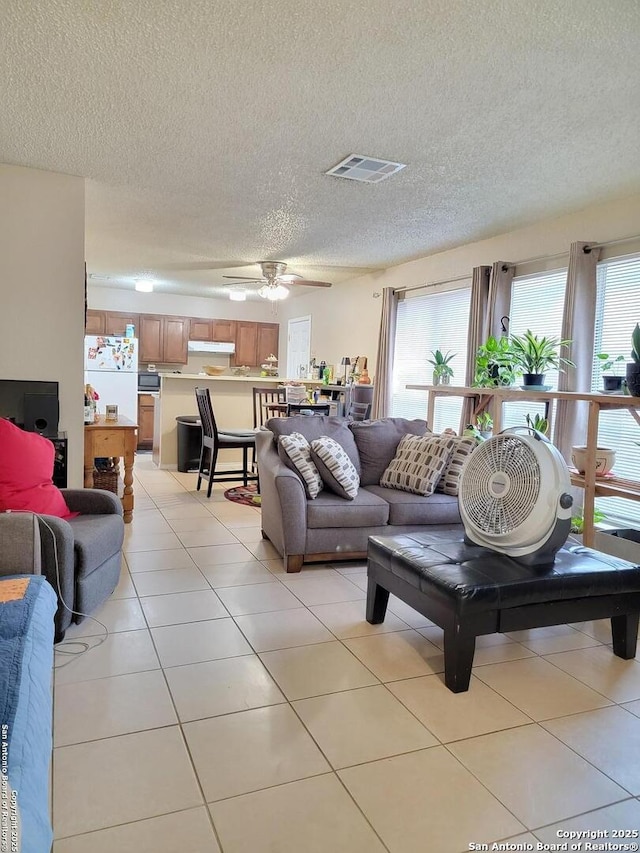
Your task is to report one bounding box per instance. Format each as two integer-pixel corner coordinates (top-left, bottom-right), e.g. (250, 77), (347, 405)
(428, 349), (456, 386)
(627, 323), (640, 397)
(475, 411), (493, 438)
(510, 329), (575, 387)
(473, 336), (518, 387)
(596, 352), (626, 392)
(525, 412), (549, 436)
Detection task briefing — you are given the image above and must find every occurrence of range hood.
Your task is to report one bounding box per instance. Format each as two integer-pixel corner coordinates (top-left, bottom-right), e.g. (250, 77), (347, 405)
(188, 340), (235, 354)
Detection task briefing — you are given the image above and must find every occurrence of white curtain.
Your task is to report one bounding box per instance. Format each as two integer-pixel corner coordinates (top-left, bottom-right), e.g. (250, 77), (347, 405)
(371, 287), (398, 419)
(461, 266), (491, 427)
(553, 241), (600, 460)
(487, 261), (515, 338)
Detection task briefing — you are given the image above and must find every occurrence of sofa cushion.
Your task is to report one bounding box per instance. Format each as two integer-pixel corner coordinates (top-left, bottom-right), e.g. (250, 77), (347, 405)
(436, 437), (478, 496)
(307, 488), (390, 529)
(310, 436), (360, 500)
(380, 434), (455, 495)
(278, 433), (323, 499)
(68, 514), (125, 576)
(363, 485), (462, 525)
(349, 418), (429, 485)
(267, 415), (360, 473)
(0, 419), (73, 518)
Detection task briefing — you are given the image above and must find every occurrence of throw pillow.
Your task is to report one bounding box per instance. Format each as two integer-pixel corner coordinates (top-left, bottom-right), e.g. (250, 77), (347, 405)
(436, 437), (478, 496)
(268, 415), (361, 474)
(380, 433), (455, 496)
(310, 436), (360, 500)
(278, 432), (323, 499)
(0, 418), (73, 518)
(349, 418), (430, 485)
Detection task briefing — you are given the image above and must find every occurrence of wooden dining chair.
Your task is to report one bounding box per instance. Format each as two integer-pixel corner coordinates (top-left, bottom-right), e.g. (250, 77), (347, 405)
(346, 400), (371, 420)
(252, 386), (287, 429)
(195, 387), (258, 498)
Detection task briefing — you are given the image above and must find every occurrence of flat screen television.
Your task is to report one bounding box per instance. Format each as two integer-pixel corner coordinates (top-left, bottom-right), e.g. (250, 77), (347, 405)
(0, 379), (59, 435)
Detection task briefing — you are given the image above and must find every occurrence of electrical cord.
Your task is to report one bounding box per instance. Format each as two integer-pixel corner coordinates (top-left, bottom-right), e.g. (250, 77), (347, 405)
(3, 510), (110, 667)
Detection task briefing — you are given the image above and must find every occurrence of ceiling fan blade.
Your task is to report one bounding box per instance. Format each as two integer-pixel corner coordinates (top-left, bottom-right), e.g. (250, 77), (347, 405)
(222, 275), (264, 282)
(289, 279), (333, 288)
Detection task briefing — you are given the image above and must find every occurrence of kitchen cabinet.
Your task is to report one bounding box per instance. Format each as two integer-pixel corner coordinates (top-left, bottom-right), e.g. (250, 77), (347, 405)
(105, 312), (139, 336)
(257, 323), (279, 365)
(137, 394), (156, 450)
(189, 318), (212, 341)
(139, 315), (189, 364)
(232, 322), (279, 367)
(85, 310), (106, 335)
(212, 319), (236, 342)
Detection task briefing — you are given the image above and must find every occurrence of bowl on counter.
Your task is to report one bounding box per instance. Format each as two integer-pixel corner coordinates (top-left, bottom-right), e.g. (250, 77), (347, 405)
(202, 365), (226, 376)
(232, 366), (251, 376)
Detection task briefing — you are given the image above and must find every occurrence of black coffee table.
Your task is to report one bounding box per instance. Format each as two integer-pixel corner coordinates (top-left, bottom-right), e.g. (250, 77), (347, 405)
(366, 532), (640, 693)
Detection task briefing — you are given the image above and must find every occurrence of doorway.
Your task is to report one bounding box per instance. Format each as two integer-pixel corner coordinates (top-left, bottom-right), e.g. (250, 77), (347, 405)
(287, 315), (311, 380)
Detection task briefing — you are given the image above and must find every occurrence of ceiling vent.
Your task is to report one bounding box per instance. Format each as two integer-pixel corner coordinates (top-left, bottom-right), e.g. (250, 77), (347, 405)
(326, 154), (406, 183)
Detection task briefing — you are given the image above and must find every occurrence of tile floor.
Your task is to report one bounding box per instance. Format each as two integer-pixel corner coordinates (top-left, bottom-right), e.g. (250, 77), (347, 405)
(51, 455), (640, 852)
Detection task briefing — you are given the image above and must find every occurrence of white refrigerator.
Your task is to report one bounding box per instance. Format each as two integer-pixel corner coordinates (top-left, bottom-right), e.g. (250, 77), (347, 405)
(84, 335), (139, 423)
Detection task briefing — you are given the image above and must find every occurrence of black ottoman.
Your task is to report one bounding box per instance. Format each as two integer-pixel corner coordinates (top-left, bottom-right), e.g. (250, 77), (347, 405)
(367, 532), (640, 693)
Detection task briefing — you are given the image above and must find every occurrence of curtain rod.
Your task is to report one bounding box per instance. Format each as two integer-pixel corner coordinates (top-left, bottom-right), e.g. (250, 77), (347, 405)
(394, 273), (470, 294)
(584, 234), (640, 253)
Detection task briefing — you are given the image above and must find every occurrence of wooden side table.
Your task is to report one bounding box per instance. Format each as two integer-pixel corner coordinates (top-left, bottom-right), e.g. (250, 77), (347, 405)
(84, 415), (137, 523)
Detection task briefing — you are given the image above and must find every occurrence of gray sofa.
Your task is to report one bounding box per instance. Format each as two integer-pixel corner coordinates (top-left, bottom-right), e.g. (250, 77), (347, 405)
(256, 416), (463, 572)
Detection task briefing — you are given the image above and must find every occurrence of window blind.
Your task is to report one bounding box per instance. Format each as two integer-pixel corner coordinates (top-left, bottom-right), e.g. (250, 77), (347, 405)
(391, 285), (471, 432)
(501, 269), (567, 432)
(592, 255), (640, 524)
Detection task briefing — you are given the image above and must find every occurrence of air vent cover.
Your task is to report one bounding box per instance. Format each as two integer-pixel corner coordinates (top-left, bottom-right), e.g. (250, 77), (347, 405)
(326, 154), (406, 183)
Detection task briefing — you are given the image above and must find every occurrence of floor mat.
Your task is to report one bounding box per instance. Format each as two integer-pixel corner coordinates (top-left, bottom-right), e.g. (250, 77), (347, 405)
(224, 484), (261, 507)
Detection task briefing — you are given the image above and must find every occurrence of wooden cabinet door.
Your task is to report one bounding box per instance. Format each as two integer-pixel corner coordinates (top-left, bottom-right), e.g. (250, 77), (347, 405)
(139, 315), (164, 363)
(105, 312), (139, 336)
(163, 316), (189, 364)
(212, 319), (236, 342)
(233, 322), (258, 366)
(189, 319), (212, 341)
(85, 310), (106, 335)
(137, 395), (155, 449)
(256, 323), (279, 366)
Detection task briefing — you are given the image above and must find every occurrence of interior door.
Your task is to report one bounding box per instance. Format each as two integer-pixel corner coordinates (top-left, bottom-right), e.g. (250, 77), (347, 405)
(287, 316), (311, 381)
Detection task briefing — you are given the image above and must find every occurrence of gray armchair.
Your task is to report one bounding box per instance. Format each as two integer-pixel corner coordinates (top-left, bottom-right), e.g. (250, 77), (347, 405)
(0, 489), (125, 642)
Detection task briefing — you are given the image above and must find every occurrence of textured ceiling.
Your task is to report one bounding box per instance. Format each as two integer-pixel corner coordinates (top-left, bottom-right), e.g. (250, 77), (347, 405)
(2, 0), (640, 298)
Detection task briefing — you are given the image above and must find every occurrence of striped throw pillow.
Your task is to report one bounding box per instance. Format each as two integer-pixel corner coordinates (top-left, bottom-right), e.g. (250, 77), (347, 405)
(380, 434), (455, 496)
(436, 437), (478, 496)
(310, 436), (360, 500)
(278, 432), (323, 499)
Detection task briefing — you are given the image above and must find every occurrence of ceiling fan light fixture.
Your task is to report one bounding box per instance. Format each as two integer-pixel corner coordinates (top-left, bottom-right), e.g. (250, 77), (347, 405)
(229, 289), (247, 301)
(259, 284), (289, 301)
(135, 279), (154, 293)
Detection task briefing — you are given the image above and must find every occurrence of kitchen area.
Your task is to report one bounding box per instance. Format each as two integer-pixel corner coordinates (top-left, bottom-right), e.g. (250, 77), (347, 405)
(84, 306), (371, 470)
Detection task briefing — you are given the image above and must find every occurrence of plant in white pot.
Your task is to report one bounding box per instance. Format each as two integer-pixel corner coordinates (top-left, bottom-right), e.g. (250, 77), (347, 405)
(475, 411), (493, 439)
(627, 323), (640, 397)
(428, 349), (456, 386)
(510, 329), (575, 388)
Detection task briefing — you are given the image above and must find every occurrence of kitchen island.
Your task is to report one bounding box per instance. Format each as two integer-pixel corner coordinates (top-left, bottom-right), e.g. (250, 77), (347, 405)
(153, 373), (327, 469)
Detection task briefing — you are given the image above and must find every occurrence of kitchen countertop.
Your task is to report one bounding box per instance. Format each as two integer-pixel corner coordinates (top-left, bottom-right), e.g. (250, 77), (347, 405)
(158, 373), (326, 384)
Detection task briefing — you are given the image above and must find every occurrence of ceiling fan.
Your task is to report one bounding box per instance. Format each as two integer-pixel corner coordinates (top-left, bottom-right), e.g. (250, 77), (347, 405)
(223, 262), (332, 301)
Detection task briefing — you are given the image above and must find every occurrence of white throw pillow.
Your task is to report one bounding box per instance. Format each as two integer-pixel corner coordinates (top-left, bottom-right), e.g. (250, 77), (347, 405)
(380, 434), (455, 496)
(278, 432), (323, 499)
(310, 436), (360, 500)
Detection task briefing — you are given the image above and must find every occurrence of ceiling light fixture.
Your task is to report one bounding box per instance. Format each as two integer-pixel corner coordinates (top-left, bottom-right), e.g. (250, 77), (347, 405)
(135, 279), (154, 293)
(259, 284), (289, 301)
(229, 289), (247, 301)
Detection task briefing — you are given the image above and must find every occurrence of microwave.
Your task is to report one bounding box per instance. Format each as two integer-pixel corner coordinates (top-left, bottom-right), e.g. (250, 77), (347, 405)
(138, 372), (161, 392)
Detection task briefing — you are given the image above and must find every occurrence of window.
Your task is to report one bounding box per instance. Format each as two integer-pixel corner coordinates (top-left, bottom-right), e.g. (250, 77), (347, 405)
(501, 269), (567, 432)
(391, 284), (471, 432)
(592, 255), (640, 524)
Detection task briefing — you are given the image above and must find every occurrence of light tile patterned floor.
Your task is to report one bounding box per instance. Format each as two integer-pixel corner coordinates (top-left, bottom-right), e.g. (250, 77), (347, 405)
(52, 456), (640, 852)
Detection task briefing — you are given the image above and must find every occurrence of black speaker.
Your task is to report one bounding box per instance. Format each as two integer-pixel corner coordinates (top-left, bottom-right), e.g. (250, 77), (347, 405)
(23, 393), (59, 437)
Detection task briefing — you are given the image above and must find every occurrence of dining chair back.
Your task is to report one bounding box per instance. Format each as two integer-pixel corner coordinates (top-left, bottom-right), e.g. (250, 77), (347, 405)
(347, 401), (371, 421)
(253, 386), (287, 428)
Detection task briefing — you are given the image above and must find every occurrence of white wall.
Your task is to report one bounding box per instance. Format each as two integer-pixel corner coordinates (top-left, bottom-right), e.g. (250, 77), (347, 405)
(277, 192), (640, 380)
(0, 164), (85, 486)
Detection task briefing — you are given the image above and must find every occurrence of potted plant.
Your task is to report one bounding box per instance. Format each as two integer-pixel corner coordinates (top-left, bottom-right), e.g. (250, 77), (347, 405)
(596, 352), (626, 392)
(525, 413), (549, 435)
(627, 323), (640, 397)
(473, 336), (518, 387)
(428, 349), (456, 386)
(510, 329), (575, 387)
(475, 411), (493, 439)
